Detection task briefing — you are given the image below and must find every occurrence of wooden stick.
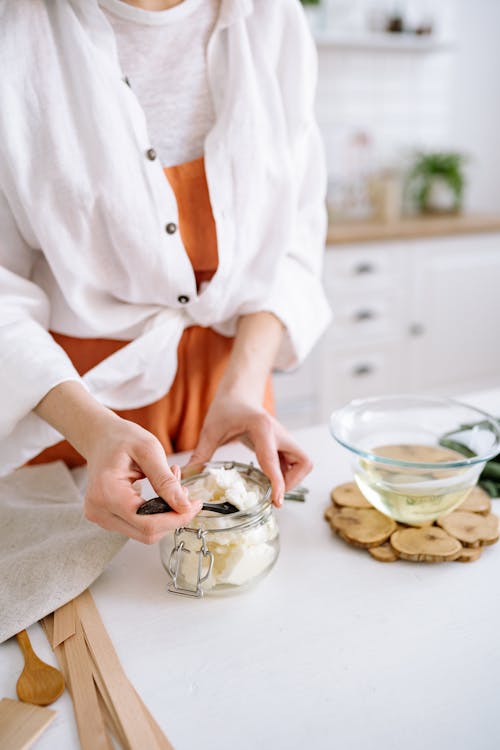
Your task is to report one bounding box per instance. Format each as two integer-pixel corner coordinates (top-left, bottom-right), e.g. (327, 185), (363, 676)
(43, 614), (126, 749)
(52, 599), (76, 648)
(97, 690), (130, 750)
(44, 594), (176, 750)
(91, 662), (130, 750)
(0, 698), (56, 750)
(43, 615), (115, 750)
(63, 620), (111, 750)
(75, 590), (166, 750)
(41, 616), (69, 685)
(134, 689), (176, 750)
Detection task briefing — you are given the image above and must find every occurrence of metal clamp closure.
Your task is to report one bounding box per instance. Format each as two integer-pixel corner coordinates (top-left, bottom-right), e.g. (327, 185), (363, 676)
(168, 528), (214, 598)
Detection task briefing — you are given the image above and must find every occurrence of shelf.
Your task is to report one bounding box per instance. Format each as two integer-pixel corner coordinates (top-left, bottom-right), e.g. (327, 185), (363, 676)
(314, 31), (455, 53)
(326, 214), (500, 246)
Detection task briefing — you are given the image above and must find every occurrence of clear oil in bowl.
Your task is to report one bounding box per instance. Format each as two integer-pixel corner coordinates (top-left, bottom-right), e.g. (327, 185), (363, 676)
(355, 444), (481, 525)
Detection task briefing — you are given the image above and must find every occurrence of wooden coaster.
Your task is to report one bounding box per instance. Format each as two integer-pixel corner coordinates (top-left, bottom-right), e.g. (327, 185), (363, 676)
(457, 486), (491, 515)
(326, 482), (499, 563)
(330, 483), (371, 509)
(328, 507), (397, 548)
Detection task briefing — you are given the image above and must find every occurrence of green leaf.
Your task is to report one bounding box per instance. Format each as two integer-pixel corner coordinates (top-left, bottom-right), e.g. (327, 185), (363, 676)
(439, 438), (476, 458)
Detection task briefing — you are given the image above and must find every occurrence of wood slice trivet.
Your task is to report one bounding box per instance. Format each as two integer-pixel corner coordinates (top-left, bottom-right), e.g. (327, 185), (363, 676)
(390, 527), (462, 562)
(325, 481), (499, 563)
(437, 511), (499, 547)
(328, 507), (396, 548)
(457, 486), (491, 515)
(330, 483), (371, 509)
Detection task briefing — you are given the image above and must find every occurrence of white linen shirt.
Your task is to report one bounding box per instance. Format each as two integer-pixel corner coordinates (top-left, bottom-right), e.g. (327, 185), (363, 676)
(0, 0), (331, 474)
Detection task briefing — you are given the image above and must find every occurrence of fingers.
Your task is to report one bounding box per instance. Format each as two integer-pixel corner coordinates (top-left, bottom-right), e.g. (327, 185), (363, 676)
(249, 417), (286, 507)
(248, 415), (313, 504)
(85, 495), (201, 544)
(278, 441), (313, 491)
(82, 420), (205, 542)
(280, 451), (313, 491)
(132, 438), (193, 514)
(189, 429), (218, 466)
(85, 456), (202, 543)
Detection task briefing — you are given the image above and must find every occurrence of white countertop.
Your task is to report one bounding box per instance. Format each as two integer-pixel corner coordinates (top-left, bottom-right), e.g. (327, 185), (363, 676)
(2, 389), (500, 750)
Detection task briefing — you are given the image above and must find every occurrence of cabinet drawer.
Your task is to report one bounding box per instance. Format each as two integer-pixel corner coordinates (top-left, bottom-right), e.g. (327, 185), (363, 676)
(329, 294), (406, 345)
(324, 244), (404, 292)
(319, 345), (403, 416)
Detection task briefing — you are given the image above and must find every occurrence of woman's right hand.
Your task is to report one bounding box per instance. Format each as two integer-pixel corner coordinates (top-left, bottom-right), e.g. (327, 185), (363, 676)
(35, 382), (201, 543)
(82, 413), (202, 543)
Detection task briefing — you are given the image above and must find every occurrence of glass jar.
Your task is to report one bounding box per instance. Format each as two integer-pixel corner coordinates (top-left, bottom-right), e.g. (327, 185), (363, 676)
(159, 461), (280, 598)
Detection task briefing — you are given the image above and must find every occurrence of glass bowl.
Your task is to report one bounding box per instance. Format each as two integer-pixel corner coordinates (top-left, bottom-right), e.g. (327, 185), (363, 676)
(330, 395), (500, 525)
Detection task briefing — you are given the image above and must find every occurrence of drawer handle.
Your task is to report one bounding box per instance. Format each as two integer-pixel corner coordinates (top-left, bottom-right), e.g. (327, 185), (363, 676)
(353, 262), (375, 275)
(409, 322), (425, 337)
(354, 309), (376, 322)
(352, 364), (374, 377)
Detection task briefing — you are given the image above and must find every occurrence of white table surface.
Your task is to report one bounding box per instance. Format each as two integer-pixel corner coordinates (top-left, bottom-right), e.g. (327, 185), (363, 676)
(1, 389), (500, 750)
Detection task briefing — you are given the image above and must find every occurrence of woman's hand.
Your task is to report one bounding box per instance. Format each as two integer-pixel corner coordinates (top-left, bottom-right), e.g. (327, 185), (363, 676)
(189, 395), (313, 506)
(83, 414), (202, 543)
(189, 311), (313, 505)
(35, 382), (202, 543)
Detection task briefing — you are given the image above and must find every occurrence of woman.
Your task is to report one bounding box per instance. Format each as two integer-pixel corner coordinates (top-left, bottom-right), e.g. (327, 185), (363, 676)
(0, 0), (330, 543)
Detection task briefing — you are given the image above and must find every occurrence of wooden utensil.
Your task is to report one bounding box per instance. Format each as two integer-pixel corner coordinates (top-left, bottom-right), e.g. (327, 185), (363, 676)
(15, 630), (65, 706)
(76, 589), (166, 750)
(0, 698), (56, 750)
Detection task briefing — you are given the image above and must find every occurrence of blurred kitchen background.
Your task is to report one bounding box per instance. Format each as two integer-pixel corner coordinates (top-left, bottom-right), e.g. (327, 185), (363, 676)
(273, 0), (500, 428)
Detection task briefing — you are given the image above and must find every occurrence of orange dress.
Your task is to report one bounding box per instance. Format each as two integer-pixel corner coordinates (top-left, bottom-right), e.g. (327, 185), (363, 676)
(31, 158), (274, 467)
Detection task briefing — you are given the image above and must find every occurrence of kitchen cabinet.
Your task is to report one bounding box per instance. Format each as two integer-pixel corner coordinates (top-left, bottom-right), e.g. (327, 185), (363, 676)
(273, 229), (500, 426)
(409, 234), (500, 391)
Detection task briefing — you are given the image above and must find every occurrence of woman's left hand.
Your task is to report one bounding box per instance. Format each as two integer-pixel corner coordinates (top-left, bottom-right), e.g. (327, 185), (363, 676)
(189, 395), (313, 506)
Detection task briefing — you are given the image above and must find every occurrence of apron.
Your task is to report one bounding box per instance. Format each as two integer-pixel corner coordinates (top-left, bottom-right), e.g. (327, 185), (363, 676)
(30, 157), (274, 467)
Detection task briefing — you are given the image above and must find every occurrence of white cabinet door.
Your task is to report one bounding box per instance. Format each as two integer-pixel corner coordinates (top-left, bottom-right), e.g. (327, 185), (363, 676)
(409, 234), (500, 391)
(318, 342), (404, 418)
(272, 232), (500, 428)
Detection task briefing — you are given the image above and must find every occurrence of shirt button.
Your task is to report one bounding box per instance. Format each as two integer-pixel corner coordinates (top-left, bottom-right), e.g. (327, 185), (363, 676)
(178, 295), (190, 304)
(165, 222), (177, 235)
(146, 148), (157, 161)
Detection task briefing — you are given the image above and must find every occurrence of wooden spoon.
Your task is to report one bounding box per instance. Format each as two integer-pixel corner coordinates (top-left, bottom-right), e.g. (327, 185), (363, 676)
(15, 629), (65, 706)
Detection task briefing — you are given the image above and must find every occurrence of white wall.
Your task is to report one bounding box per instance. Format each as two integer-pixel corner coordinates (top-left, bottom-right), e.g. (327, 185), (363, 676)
(448, 0), (500, 212)
(314, 0), (500, 214)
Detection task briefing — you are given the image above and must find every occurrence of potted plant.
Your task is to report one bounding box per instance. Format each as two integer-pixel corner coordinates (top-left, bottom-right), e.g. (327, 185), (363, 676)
(300, 0), (323, 32)
(406, 151), (467, 214)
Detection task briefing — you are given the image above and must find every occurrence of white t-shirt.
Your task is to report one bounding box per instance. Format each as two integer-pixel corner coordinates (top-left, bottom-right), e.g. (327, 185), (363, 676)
(99, 0), (219, 166)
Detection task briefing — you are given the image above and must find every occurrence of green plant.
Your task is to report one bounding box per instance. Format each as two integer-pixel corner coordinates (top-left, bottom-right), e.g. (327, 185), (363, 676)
(300, 0), (321, 5)
(406, 151), (467, 214)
